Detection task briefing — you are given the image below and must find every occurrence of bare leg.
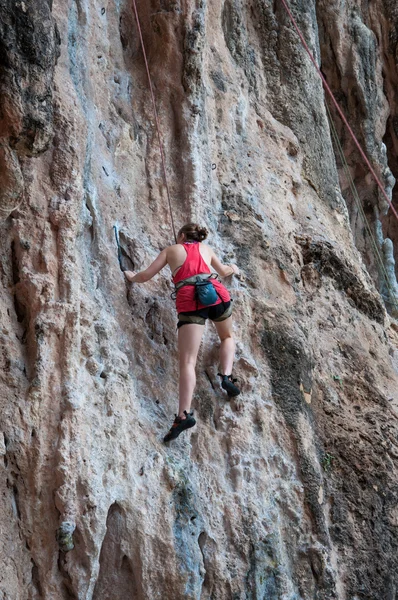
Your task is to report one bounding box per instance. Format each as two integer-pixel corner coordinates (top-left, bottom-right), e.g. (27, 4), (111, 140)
(178, 323), (205, 417)
(214, 316), (235, 375)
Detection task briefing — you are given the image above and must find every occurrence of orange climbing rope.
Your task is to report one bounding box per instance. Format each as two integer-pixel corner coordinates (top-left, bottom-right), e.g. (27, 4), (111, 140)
(131, 0), (178, 243)
(279, 0), (398, 225)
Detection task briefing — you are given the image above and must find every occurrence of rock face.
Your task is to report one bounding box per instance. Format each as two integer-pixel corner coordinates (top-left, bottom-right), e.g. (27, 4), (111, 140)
(0, 0), (60, 218)
(0, 1), (398, 599)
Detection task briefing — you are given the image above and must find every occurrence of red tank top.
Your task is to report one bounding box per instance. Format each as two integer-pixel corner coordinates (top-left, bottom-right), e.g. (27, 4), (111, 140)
(173, 242), (230, 313)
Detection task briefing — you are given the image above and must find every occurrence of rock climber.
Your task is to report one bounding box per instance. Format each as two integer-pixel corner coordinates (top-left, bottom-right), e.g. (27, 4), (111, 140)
(124, 223), (240, 442)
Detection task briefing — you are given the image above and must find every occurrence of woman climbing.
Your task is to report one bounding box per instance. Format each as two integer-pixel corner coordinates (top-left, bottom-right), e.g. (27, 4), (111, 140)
(124, 223), (240, 442)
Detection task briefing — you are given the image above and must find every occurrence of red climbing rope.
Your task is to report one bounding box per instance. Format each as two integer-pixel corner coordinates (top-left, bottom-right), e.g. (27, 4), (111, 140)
(279, 0), (398, 224)
(131, 0), (178, 243)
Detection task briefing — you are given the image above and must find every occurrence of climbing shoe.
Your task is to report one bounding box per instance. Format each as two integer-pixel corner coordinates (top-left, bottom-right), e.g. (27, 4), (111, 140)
(163, 411), (196, 442)
(218, 373), (240, 397)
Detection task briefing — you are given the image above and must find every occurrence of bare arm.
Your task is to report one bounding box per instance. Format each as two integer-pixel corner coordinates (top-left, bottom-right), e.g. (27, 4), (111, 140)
(210, 250), (239, 277)
(124, 250), (168, 283)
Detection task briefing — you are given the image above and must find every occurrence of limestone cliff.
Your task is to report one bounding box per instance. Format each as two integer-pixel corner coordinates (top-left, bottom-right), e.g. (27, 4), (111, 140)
(1, 1), (398, 599)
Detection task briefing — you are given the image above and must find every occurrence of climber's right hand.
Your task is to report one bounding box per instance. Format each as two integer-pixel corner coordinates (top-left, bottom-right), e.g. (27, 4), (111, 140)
(124, 270), (137, 283)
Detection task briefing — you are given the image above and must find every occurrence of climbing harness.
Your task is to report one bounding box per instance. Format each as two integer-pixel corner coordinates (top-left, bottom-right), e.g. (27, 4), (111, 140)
(131, 0), (177, 243)
(173, 273), (220, 304)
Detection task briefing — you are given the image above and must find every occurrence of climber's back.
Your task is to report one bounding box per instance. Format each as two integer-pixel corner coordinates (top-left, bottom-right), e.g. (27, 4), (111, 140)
(169, 241), (212, 282)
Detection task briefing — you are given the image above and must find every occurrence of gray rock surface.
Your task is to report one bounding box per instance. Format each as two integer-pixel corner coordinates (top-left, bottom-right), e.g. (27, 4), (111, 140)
(0, 0), (398, 598)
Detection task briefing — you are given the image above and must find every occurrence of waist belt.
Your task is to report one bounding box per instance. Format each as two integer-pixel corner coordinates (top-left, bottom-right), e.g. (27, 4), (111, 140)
(174, 272), (219, 292)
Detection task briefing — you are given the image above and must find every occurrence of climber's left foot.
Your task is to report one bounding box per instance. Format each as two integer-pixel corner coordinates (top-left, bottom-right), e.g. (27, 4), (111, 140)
(163, 410), (196, 442)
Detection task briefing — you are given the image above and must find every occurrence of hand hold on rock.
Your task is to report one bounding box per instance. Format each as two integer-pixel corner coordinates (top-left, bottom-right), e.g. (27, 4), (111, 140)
(56, 521), (75, 552)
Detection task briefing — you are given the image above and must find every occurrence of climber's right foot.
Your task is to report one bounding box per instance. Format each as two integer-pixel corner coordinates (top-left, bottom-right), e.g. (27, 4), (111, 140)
(218, 373), (241, 397)
(163, 411), (196, 442)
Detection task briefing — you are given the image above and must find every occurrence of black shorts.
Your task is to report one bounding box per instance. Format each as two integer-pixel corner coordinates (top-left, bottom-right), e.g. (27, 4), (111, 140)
(177, 301), (232, 328)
